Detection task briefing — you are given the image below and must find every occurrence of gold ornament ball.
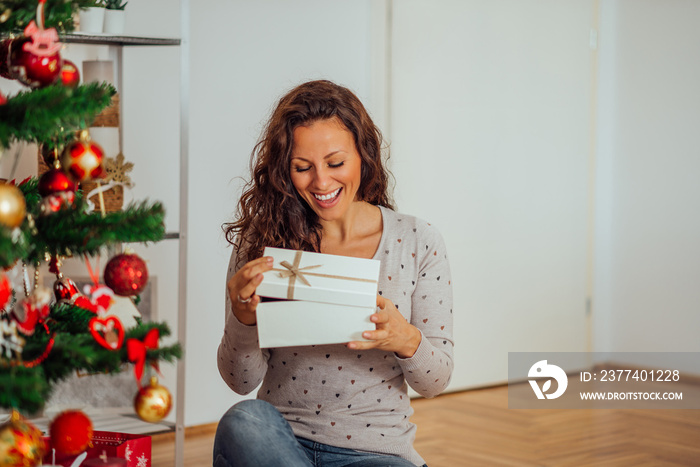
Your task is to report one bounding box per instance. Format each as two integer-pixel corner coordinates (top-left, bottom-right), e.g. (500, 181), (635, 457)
(0, 183), (26, 228)
(61, 130), (105, 183)
(134, 376), (172, 423)
(0, 410), (46, 467)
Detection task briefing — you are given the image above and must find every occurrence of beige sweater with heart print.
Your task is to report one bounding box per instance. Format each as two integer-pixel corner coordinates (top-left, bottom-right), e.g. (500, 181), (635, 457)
(217, 206), (454, 466)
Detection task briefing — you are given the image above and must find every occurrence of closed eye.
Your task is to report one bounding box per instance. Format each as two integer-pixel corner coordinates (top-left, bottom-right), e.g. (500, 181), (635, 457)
(328, 161), (344, 168)
(293, 166), (311, 173)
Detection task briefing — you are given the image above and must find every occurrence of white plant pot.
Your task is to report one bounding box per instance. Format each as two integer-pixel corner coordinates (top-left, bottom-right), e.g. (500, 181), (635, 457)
(79, 7), (105, 33)
(103, 9), (126, 35)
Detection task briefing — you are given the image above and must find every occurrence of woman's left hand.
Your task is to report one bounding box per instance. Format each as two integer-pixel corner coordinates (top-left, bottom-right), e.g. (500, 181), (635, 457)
(347, 295), (421, 358)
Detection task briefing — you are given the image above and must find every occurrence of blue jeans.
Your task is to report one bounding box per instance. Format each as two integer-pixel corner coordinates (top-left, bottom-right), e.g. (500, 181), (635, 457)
(213, 399), (426, 467)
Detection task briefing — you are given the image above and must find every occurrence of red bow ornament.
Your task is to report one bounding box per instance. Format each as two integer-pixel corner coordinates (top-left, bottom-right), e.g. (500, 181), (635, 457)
(127, 328), (160, 387)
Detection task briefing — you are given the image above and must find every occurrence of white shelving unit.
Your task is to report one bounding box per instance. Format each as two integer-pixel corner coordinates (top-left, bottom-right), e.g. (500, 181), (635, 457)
(62, 29), (189, 466)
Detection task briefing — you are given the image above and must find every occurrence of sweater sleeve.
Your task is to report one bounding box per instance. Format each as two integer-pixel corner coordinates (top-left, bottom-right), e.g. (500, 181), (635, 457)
(217, 248), (269, 395)
(395, 224), (454, 398)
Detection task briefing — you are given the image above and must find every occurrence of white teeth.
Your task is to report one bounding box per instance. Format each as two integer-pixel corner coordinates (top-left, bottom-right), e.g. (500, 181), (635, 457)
(314, 188), (341, 201)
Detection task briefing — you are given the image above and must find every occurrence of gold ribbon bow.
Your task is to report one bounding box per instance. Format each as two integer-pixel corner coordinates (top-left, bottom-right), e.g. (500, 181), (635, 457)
(277, 251), (322, 299)
(273, 250), (377, 300)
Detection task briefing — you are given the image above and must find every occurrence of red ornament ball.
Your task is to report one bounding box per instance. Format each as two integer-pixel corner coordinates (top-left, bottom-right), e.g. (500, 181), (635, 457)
(0, 411), (46, 467)
(4, 37), (62, 88)
(49, 410), (93, 456)
(104, 253), (149, 296)
(61, 130), (105, 182)
(39, 168), (76, 196)
(60, 59), (80, 88)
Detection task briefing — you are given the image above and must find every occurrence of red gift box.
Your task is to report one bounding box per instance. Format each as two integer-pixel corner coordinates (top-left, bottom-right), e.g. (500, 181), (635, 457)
(42, 431), (151, 467)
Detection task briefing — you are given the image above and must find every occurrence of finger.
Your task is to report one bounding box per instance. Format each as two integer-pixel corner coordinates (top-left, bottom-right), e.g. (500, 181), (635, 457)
(241, 256), (274, 280)
(227, 271), (254, 296)
(228, 257), (271, 294)
(346, 340), (378, 351)
(232, 294), (259, 326)
(241, 294), (261, 310)
(237, 273), (264, 302)
(376, 294), (386, 309)
(370, 312), (389, 325)
(362, 329), (389, 341)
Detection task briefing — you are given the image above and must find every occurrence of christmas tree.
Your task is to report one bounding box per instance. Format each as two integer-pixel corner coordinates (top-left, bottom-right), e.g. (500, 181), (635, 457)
(0, 1), (181, 464)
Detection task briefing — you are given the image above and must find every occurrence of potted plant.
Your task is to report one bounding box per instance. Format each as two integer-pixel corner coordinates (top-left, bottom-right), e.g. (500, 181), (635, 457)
(79, 1), (106, 34)
(104, 0), (128, 34)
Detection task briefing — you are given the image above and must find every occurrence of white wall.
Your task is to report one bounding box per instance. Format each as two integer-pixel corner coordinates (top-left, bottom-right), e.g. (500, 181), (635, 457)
(593, 0), (700, 355)
(390, 0), (595, 388)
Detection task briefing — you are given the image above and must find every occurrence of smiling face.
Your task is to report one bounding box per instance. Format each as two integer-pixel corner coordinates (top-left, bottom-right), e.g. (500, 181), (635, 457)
(290, 117), (363, 224)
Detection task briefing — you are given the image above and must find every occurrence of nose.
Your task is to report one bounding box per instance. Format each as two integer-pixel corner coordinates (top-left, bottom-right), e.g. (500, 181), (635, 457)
(312, 166), (332, 191)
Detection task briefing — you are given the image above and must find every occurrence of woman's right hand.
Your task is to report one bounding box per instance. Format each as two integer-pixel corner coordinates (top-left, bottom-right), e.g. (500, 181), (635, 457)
(227, 256), (274, 326)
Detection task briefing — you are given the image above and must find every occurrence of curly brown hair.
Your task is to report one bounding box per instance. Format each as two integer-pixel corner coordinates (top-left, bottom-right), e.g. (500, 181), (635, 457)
(223, 80), (395, 265)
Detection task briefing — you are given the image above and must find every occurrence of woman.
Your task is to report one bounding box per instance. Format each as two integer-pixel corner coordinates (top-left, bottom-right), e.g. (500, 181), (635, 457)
(215, 80), (453, 467)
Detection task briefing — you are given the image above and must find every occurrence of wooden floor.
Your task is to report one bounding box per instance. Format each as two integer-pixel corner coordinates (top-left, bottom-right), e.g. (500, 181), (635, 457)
(152, 385), (700, 466)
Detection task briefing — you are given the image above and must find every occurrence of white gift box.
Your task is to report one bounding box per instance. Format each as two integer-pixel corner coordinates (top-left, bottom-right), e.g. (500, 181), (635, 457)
(256, 247), (380, 348)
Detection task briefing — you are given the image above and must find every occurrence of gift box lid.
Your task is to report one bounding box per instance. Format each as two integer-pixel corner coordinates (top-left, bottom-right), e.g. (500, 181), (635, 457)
(256, 247), (380, 308)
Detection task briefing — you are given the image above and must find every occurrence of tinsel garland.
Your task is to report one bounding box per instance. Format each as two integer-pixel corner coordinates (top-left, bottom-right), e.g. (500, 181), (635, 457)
(0, 82), (116, 149)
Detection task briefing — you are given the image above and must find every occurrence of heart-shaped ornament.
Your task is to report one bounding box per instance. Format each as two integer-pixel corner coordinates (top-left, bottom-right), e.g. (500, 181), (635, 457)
(89, 315), (124, 350)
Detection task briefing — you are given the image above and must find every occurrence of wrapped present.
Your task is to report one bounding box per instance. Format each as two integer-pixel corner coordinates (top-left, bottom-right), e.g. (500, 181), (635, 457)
(256, 247), (380, 348)
(42, 431), (151, 467)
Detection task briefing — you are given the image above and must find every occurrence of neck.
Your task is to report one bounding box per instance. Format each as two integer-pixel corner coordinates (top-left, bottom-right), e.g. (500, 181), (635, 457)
(319, 201), (371, 243)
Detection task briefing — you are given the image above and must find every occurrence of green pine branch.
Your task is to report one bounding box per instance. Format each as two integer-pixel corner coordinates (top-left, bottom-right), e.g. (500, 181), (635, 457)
(26, 199), (165, 264)
(0, 190), (165, 267)
(2, 304), (182, 413)
(17, 177), (41, 208)
(0, 224), (28, 268)
(0, 82), (116, 149)
(0, 1), (98, 35)
(0, 366), (50, 415)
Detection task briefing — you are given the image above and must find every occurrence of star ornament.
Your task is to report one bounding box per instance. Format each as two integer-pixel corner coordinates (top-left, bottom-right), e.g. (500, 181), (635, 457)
(104, 153), (134, 188)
